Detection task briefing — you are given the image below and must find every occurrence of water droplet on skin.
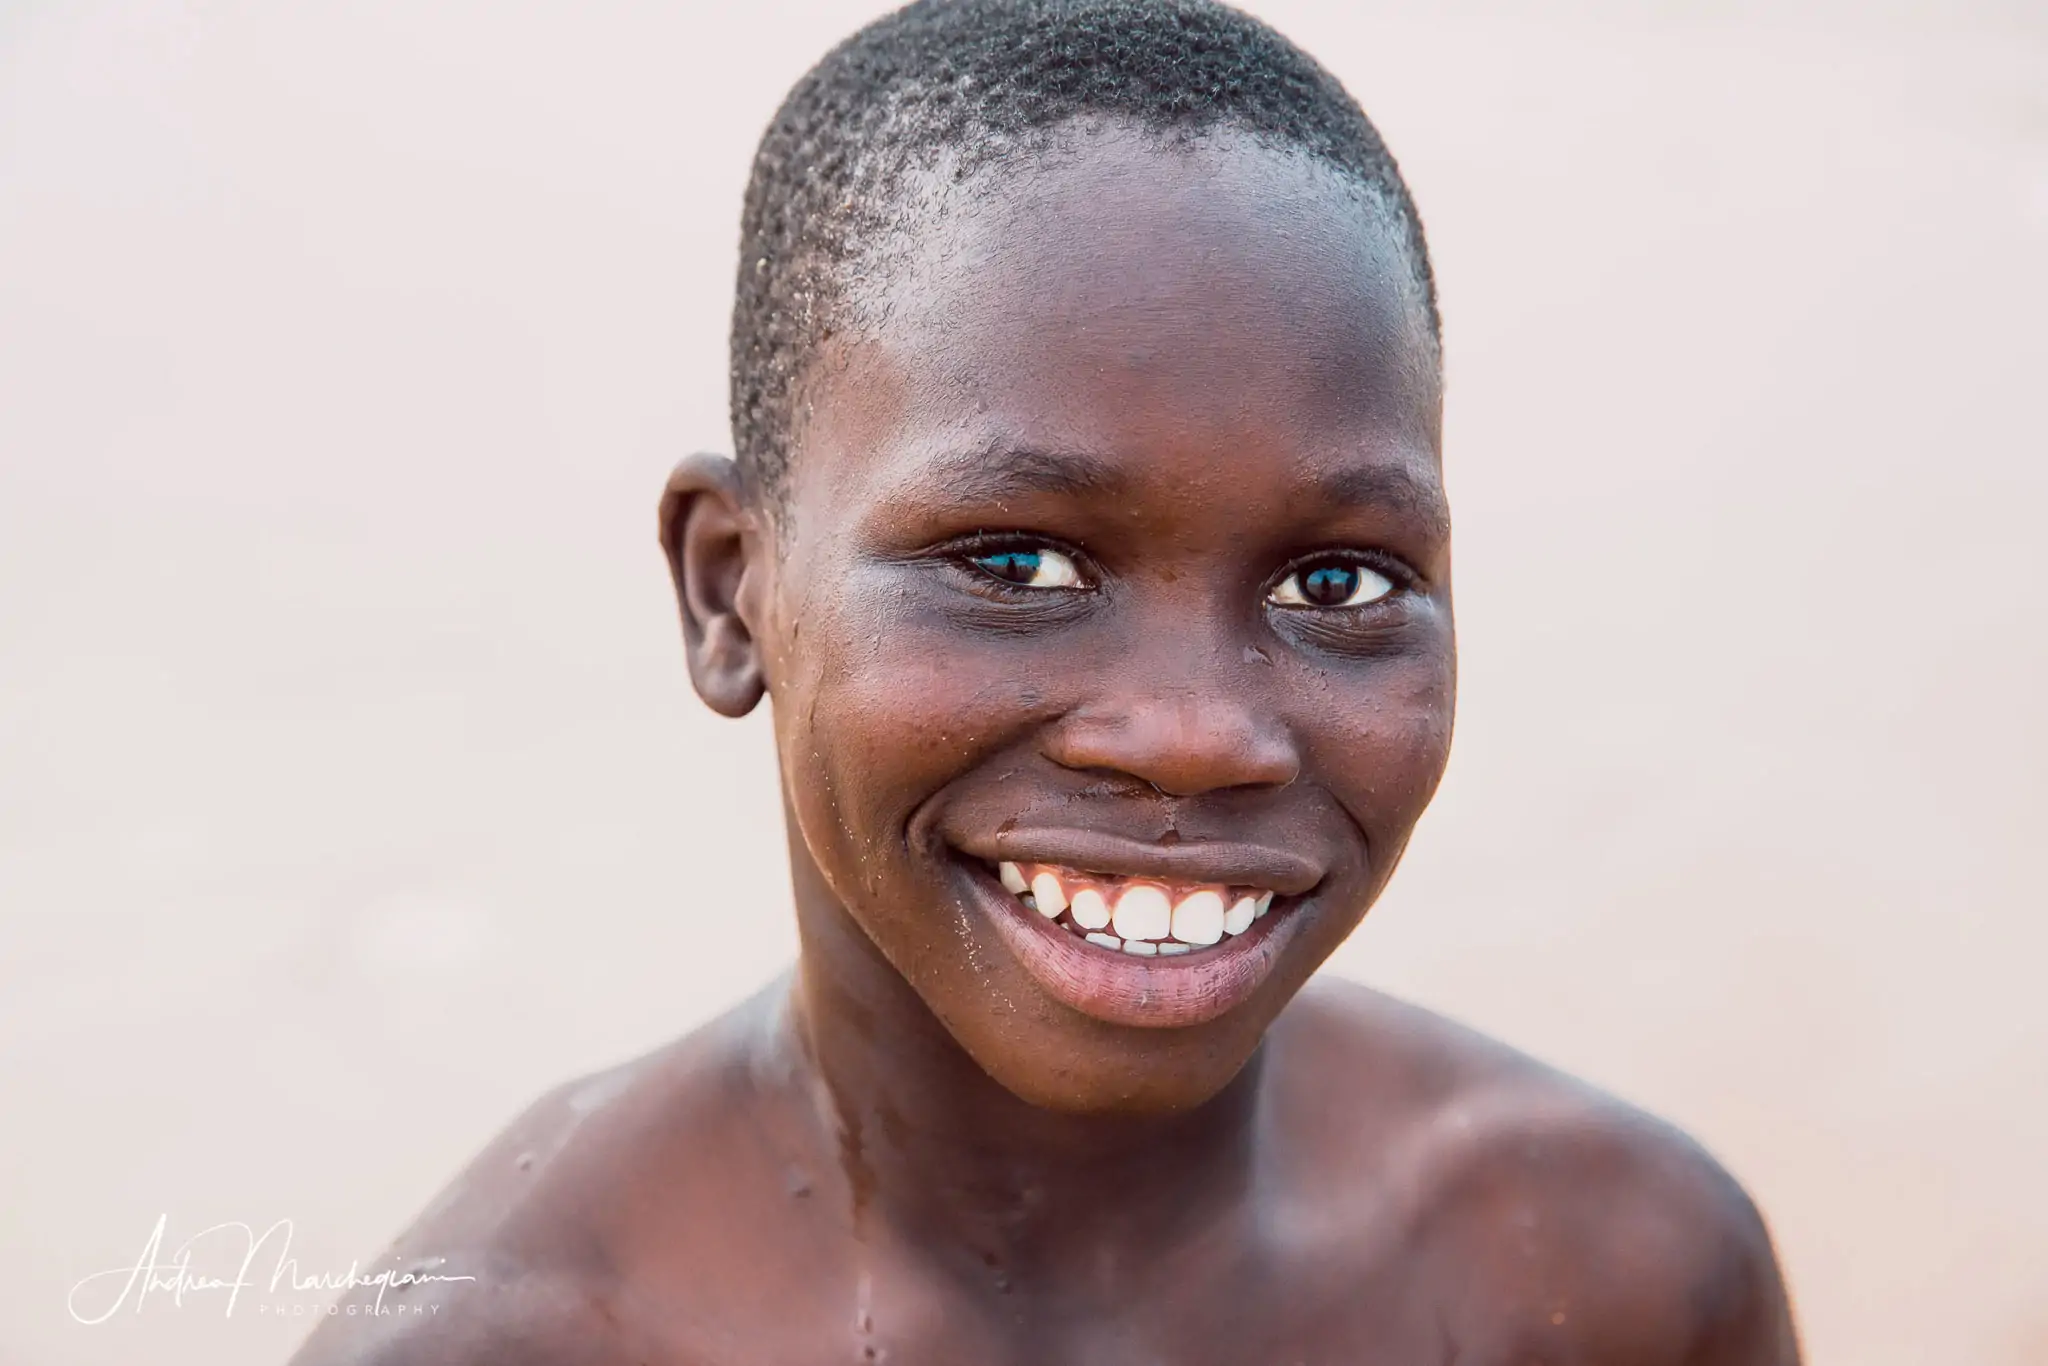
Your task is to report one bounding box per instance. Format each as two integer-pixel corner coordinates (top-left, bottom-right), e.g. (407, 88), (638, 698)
(853, 1291), (882, 1362)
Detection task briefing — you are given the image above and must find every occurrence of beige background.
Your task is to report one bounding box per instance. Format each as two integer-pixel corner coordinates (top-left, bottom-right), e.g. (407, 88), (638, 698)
(1, 1), (2043, 1363)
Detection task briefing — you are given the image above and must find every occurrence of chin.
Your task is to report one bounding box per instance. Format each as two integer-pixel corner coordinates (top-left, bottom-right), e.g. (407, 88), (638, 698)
(951, 1013), (1267, 1117)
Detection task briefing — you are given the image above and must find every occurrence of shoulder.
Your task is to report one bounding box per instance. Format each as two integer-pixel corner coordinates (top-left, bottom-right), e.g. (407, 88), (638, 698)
(287, 991), (783, 1366)
(1274, 979), (1801, 1364)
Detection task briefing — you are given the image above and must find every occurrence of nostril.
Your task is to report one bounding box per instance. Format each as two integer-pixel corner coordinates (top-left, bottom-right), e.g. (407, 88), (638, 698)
(1042, 706), (1300, 798)
(1059, 767), (1172, 800)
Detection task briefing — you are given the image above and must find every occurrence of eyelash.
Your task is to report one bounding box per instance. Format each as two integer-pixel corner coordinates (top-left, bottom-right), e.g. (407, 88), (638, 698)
(944, 535), (1417, 608)
(1265, 549), (1417, 607)
(948, 533), (1097, 596)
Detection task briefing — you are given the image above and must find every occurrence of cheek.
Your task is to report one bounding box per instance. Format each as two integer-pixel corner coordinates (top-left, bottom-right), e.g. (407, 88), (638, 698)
(1310, 647), (1456, 838)
(772, 577), (1018, 898)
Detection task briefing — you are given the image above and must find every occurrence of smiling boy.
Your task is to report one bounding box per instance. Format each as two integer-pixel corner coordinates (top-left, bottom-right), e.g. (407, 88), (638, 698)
(290, 2), (1800, 1362)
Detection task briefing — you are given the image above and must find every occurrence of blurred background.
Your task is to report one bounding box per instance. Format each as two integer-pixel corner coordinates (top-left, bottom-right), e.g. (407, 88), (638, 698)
(1, 1), (2043, 1362)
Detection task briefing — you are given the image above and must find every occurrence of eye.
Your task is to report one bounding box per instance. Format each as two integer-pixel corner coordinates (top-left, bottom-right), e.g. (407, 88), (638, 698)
(966, 545), (1086, 590)
(1269, 557), (1396, 609)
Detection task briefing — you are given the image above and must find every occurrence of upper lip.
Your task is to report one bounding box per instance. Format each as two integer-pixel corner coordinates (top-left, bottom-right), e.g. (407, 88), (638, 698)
(952, 827), (1325, 895)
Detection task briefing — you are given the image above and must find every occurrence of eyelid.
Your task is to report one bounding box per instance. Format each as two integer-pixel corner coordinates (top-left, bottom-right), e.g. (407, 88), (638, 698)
(943, 531), (1099, 591)
(922, 534), (1420, 603)
(1267, 547), (1418, 599)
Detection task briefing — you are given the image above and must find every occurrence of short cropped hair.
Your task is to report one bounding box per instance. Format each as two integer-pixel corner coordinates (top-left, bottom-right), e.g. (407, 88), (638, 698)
(731, 0), (1439, 502)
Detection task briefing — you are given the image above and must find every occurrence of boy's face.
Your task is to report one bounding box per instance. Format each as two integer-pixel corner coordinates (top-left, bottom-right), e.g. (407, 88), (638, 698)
(735, 128), (1451, 1113)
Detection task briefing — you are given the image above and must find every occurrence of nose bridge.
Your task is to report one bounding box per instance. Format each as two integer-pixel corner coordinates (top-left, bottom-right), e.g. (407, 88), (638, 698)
(1043, 604), (1299, 796)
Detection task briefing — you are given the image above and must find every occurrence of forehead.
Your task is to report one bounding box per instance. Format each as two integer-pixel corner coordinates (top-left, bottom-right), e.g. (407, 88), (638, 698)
(792, 125), (1442, 521)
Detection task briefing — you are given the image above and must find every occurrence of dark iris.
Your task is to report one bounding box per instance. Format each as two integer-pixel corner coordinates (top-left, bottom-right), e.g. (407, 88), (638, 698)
(1301, 562), (1361, 606)
(973, 549), (1043, 584)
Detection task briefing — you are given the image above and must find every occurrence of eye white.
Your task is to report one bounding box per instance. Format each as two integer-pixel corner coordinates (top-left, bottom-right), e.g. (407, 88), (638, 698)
(1269, 563), (1395, 607)
(1027, 549), (1084, 589)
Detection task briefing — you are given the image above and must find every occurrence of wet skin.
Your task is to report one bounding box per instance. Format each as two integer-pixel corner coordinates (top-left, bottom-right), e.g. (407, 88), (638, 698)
(290, 128), (1800, 1365)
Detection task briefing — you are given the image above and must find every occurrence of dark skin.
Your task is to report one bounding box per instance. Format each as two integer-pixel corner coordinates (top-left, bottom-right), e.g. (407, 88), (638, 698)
(291, 126), (1801, 1365)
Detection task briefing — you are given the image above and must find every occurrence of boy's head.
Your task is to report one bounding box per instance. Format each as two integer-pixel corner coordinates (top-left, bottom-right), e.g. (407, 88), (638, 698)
(730, 0), (1441, 508)
(664, 0), (1454, 1114)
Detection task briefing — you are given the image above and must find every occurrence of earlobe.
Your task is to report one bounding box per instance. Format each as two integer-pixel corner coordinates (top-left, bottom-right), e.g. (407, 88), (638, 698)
(659, 454), (767, 718)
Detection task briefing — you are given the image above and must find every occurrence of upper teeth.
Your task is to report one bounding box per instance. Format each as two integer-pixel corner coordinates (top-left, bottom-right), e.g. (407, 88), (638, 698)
(1171, 889), (1225, 945)
(994, 861), (1278, 953)
(1111, 885), (1171, 942)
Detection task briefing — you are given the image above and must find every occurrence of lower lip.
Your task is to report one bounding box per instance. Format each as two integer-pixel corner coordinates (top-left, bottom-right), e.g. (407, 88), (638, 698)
(955, 859), (1309, 1030)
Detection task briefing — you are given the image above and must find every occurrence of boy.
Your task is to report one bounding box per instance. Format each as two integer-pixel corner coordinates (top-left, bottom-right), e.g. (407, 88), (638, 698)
(293, 1), (1800, 1361)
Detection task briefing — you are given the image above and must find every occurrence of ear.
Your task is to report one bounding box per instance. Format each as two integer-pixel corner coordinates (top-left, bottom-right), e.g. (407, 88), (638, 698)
(658, 454), (767, 718)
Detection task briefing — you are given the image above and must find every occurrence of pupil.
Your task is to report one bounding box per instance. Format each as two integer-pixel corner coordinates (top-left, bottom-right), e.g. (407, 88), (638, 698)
(1303, 564), (1358, 605)
(985, 550), (1039, 583)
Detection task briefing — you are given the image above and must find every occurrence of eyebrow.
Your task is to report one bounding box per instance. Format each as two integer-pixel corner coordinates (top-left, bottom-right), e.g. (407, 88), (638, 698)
(1313, 461), (1451, 536)
(899, 437), (1447, 531)
(907, 440), (1129, 504)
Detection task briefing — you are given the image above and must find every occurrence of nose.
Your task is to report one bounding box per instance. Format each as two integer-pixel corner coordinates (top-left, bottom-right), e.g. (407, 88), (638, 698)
(1040, 665), (1300, 797)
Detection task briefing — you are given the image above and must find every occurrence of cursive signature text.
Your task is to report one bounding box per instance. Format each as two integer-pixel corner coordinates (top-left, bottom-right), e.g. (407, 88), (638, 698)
(68, 1215), (476, 1324)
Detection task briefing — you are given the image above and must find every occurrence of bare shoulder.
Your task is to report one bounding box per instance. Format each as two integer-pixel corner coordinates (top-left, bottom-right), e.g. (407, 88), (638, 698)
(286, 989), (783, 1366)
(1272, 978), (1802, 1364)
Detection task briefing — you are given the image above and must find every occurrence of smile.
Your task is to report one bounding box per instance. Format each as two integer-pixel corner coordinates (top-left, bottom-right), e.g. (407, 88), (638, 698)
(996, 860), (1273, 956)
(945, 832), (1324, 1028)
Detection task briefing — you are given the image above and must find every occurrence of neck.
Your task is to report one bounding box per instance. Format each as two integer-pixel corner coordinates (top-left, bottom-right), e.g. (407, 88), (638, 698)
(770, 837), (1266, 1281)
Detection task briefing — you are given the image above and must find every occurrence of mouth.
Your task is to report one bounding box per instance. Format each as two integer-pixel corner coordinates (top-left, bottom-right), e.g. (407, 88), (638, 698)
(947, 844), (1323, 1030)
(996, 860), (1275, 955)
